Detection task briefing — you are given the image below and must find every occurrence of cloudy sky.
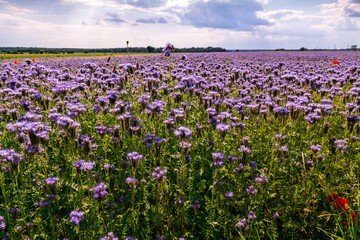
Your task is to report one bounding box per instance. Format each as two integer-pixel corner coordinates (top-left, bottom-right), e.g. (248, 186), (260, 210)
(0, 0), (359, 49)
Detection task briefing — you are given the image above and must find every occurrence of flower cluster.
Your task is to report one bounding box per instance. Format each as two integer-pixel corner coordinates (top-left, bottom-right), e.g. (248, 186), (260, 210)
(90, 182), (108, 200)
(69, 211), (84, 225)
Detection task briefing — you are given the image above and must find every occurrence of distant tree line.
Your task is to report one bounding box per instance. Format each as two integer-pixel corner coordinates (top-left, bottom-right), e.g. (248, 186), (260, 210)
(275, 46), (359, 51)
(0, 46), (227, 54)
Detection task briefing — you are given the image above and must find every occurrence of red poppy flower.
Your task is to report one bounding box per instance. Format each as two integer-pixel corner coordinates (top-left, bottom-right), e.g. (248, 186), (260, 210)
(220, 57), (223, 59)
(98, 64), (100, 67)
(32, 58), (35, 62)
(343, 212), (357, 226)
(327, 194), (350, 211)
(13, 60), (18, 65)
(337, 198), (349, 211)
(326, 193), (339, 203)
(331, 60), (340, 65)
(332, 198), (349, 211)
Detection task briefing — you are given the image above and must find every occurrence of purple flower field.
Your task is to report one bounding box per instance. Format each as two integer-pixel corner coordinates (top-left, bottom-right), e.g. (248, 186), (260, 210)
(0, 50), (360, 239)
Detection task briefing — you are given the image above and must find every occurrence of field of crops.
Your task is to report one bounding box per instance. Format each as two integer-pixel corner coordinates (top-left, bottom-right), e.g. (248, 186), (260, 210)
(0, 49), (360, 239)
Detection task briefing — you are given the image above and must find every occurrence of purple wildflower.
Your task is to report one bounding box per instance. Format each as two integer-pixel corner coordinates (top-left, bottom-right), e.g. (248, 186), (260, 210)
(90, 182), (108, 200)
(126, 177), (138, 186)
(100, 232), (118, 240)
(246, 185), (257, 195)
(248, 211), (256, 219)
(69, 211), (84, 225)
(225, 192), (234, 198)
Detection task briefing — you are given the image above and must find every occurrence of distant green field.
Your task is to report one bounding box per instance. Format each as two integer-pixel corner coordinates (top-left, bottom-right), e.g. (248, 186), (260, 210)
(0, 52), (160, 60)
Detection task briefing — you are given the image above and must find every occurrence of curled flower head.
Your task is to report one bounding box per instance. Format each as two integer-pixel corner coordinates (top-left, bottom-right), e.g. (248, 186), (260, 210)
(69, 211), (84, 225)
(45, 177), (59, 186)
(100, 232), (119, 240)
(225, 192), (234, 198)
(248, 211), (256, 219)
(151, 167), (167, 181)
(90, 182), (108, 200)
(126, 177), (138, 186)
(163, 43), (175, 53)
(236, 218), (247, 228)
(174, 126), (192, 140)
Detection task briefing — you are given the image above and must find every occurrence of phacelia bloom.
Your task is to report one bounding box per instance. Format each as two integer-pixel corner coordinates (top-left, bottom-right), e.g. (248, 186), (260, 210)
(248, 211), (256, 219)
(278, 145), (288, 152)
(236, 218), (247, 228)
(179, 141), (192, 151)
(216, 124), (230, 138)
(227, 155), (239, 162)
(69, 211), (84, 225)
(246, 185), (257, 195)
(334, 140), (348, 150)
(100, 232), (118, 240)
(275, 133), (286, 142)
(73, 160), (85, 171)
(309, 144), (322, 152)
(346, 115), (360, 123)
(174, 197), (185, 205)
(174, 126), (193, 140)
(211, 152), (223, 161)
(238, 145), (252, 155)
(305, 113), (322, 124)
(104, 164), (115, 171)
(45, 177), (59, 186)
(127, 152), (143, 163)
(272, 212), (280, 218)
(34, 201), (50, 208)
(214, 179), (224, 186)
(250, 161), (257, 170)
(156, 235), (165, 240)
(274, 107), (289, 115)
(254, 174), (268, 185)
(151, 167), (167, 181)
(80, 161), (96, 172)
(0, 216), (5, 229)
(126, 177), (138, 186)
(163, 43), (175, 56)
(7, 207), (20, 215)
(192, 200), (201, 209)
(225, 192), (234, 198)
(90, 182), (108, 200)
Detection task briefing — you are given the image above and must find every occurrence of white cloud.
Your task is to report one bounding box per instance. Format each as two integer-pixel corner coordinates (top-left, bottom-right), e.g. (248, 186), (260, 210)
(0, 0), (36, 15)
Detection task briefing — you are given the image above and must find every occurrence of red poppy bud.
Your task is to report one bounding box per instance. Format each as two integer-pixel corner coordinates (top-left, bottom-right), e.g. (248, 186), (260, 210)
(326, 193), (339, 203)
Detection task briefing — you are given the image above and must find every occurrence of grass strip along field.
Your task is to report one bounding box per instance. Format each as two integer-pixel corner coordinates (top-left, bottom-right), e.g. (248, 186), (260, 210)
(0, 49), (360, 239)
